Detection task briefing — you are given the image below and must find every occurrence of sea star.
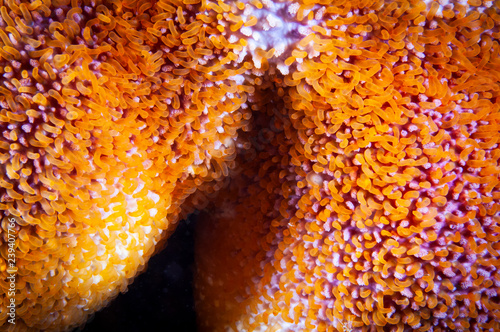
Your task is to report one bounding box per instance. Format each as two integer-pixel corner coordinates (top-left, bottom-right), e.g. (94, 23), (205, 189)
(0, 0), (499, 331)
(195, 0), (500, 331)
(0, 0), (250, 330)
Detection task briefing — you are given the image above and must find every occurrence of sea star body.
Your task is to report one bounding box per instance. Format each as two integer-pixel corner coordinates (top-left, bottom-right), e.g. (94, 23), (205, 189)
(194, 0), (500, 331)
(0, 0), (499, 331)
(0, 1), (251, 330)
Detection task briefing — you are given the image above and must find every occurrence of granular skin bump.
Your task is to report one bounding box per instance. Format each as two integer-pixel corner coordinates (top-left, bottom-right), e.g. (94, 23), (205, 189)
(0, 0), (498, 331)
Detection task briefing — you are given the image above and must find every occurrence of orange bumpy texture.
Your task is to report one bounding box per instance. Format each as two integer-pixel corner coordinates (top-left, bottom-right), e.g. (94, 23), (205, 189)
(0, 0), (499, 331)
(0, 0), (254, 330)
(194, 0), (500, 331)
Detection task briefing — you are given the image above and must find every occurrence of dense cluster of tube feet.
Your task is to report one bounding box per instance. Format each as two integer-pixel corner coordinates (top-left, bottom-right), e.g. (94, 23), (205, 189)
(0, 0), (499, 331)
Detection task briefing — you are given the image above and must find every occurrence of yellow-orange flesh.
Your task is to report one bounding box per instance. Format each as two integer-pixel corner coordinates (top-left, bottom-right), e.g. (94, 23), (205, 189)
(0, 0), (499, 331)
(0, 0), (252, 330)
